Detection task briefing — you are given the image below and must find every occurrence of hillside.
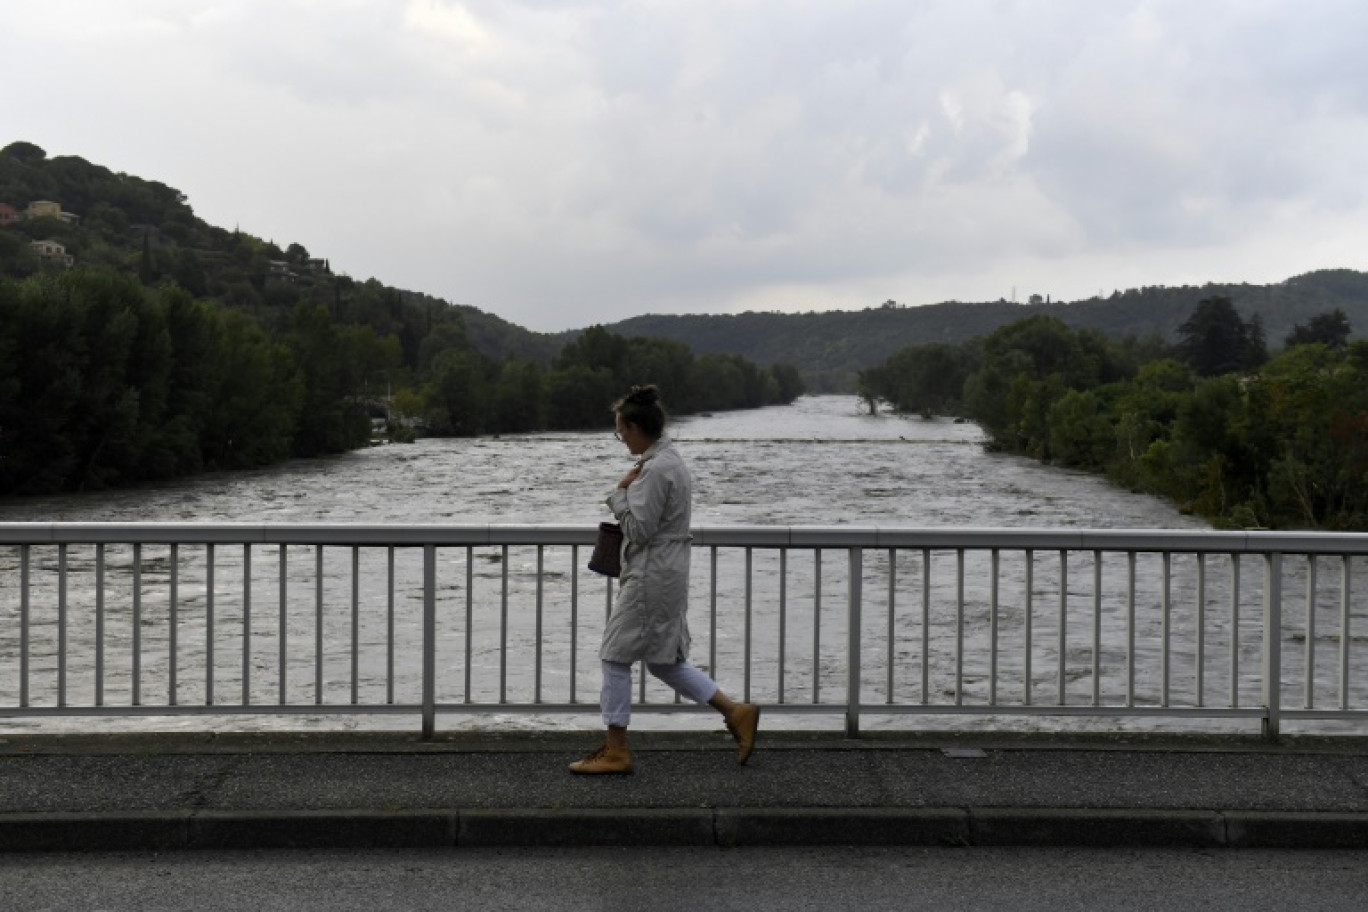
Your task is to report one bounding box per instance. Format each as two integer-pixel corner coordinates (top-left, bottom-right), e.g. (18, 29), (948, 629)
(0, 140), (568, 367)
(605, 271), (1368, 388)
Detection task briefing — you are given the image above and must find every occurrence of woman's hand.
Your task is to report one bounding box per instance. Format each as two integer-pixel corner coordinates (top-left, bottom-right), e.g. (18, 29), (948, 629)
(617, 464), (642, 489)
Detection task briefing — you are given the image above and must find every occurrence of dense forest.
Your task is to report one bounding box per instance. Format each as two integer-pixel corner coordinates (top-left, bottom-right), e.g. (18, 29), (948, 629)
(857, 298), (1368, 530)
(0, 142), (802, 496)
(606, 271), (1368, 391)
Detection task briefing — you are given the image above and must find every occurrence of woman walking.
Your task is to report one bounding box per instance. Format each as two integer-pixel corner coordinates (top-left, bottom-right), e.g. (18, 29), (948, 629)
(571, 385), (761, 774)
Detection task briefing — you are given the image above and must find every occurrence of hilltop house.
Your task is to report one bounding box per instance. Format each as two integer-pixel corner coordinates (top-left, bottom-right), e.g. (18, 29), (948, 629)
(29, 239), (74, 267)
(266, 257), (332, 282)
(0, 203), (19, 226)
(25, 200), (80, 224)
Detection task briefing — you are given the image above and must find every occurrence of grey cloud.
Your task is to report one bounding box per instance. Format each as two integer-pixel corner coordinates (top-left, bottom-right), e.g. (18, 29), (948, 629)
(185, 5), (424, 107)
(8, 0), (1368, 331)
(387, 2), (1368, 321)
(1023, 2), (1368, 246)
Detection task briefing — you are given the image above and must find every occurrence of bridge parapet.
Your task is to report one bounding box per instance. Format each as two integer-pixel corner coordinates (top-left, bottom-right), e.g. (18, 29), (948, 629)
(1, 523), (1365, 740)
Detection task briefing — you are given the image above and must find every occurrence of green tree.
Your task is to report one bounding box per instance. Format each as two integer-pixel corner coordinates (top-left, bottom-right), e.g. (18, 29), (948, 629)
(286, 303), (370, 456)
(963, 316), (1122, 452)
(0, 272), (182, 491)
(170, 247), (209, 297)
(1285, 309), (1351, 351)
(1046, 388), (1114, 469)
(863, 342), (972, 417)
(489, 360), (545, 433)
(202, 309), (302, 469)
(768, 363), (806, 404)
(425, 349), (492, 435)
(418, 319), (473, 370)
(1107, 358), (1193, 489)
(0, 141), (47, 164)
(544, 365), (617, 430)
(555, 325), (630, 379)
(690, 354), (744, 410)
(1176, 297), (1266, 377)
(157, 287), (220, 474)
(1147, 375), (1253, 520)
(626, 337), (695, 411)
(1258, 344), (1368, 527)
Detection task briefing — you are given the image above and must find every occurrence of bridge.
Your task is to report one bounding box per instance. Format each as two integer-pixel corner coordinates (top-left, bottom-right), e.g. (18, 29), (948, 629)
(3, 522), (1368, 851)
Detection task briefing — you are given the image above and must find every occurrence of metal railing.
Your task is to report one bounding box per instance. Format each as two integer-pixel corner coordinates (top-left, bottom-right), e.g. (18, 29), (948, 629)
(1, 523), (1365, 739)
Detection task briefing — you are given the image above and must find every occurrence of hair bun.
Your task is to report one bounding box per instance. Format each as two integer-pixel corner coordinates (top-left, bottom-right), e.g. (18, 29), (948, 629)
(627, 384), (659, 405)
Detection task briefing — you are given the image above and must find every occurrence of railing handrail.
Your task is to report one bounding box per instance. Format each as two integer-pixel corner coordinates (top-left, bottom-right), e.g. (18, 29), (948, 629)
(3, 521), (1365, 739)
(3, 522), (1368, 554)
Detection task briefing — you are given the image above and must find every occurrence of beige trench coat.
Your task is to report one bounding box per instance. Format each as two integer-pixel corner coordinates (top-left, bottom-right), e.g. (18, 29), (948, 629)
(599, 435), (693, 664)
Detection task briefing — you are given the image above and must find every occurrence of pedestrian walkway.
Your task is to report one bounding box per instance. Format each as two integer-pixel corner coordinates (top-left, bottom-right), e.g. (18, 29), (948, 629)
(2, 729), (1366, 850)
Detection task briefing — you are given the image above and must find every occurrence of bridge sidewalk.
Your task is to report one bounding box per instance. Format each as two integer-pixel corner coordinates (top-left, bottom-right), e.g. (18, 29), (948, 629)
(1, 730), (1366, 851)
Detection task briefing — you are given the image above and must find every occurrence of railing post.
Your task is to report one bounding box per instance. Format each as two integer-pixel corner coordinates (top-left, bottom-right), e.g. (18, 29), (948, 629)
(1262, 551), (1282, 742)
(846, 547), (863, 738)
(422, 544), (437, 740)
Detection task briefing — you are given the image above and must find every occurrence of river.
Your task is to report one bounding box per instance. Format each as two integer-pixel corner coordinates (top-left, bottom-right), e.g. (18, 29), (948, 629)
(0, 395), (1207, 530)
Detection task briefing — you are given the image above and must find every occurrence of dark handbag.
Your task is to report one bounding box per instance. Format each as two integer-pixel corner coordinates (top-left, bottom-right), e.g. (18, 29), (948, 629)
(588, 522), (623, 577)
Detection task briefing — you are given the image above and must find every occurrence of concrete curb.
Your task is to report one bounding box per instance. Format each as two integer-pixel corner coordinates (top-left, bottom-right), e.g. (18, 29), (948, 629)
(1222, 811), (1368, 849)
(459, 809), (716, 847)
(967, 809), (1225, 848)
(715, 808), (971, 847)
(3, 808), (1367, 852)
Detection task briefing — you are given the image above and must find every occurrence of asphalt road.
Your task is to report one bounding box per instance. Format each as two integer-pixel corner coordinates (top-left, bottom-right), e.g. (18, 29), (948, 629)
(3, 846), (1367, 912)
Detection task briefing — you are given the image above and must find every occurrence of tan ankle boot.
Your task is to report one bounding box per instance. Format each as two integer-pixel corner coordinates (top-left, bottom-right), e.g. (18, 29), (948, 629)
(725, 703), (762, 765)
(568, 743), (633, 775)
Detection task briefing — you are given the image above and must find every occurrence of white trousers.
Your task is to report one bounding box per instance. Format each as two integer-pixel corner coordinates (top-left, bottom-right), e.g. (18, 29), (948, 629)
(600, 659), (719, 727)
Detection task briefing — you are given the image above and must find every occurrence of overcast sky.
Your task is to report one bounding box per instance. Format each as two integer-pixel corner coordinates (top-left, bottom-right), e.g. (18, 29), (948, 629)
(6, 1), (1368, 332)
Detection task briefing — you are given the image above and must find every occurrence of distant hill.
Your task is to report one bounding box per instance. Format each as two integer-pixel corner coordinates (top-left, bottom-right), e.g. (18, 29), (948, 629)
(602, 270), (1368, 389)
(451, 302), (567, 364)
